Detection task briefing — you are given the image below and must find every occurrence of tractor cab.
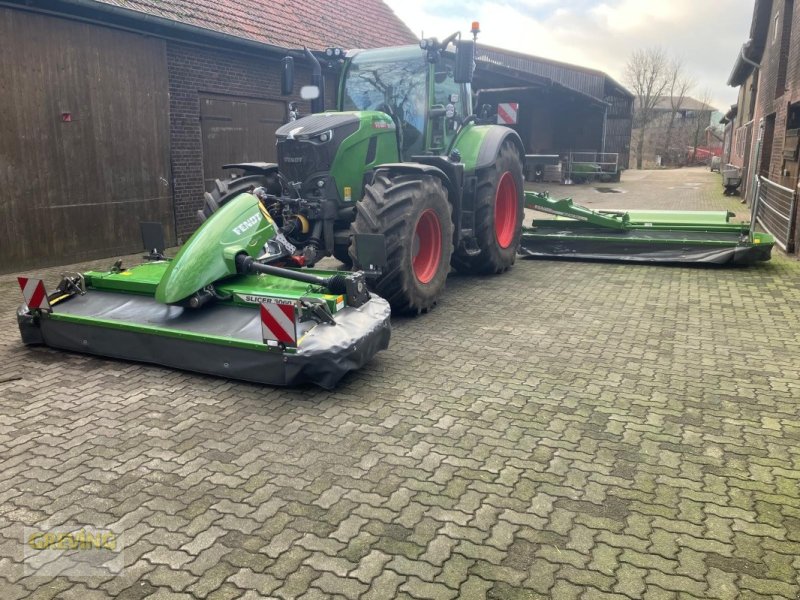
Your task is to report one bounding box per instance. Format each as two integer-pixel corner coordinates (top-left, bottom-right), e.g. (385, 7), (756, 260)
(339, 45), (472, 159)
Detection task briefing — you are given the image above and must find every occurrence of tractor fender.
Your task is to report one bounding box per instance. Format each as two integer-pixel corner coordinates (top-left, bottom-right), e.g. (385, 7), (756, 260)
(474, 127), (525, 171)
(452, 125), (525, 173)
(222, 162), (280, 177)
(372, 163), (460, 206)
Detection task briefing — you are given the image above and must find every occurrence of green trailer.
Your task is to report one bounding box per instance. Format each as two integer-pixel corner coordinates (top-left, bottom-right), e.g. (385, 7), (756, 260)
(520, 191), (774, 265)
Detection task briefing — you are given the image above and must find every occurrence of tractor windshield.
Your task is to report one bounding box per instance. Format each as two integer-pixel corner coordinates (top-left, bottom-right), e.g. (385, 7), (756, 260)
(341, 47), (428, 158)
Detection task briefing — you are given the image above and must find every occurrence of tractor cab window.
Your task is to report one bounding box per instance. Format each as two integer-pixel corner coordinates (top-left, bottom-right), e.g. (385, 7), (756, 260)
(341, 47), (428, 159)
(431, 57), (465, 152)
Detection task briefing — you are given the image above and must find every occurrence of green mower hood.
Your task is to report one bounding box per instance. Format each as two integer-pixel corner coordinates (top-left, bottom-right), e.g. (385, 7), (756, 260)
(155, 193), (277, 304)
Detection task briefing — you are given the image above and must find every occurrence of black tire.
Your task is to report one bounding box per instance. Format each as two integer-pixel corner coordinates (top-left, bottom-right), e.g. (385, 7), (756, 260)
(452, 140), (524, 274)
(349, 173), (453, 314)
(198, 175), (274, 222)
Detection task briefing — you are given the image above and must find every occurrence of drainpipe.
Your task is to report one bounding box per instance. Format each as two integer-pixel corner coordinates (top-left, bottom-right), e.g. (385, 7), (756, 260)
(739, 40), (760, 202)
(601, 104), (608, 154)
(739, 41), (761, 71)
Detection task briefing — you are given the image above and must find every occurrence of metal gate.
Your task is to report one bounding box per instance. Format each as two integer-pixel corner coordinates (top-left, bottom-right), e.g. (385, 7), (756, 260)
(755, 176), (797, 252)
(567, 152), (619, 182)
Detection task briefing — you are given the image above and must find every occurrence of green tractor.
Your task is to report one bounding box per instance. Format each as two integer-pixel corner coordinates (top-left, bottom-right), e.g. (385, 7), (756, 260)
(200, 27), (525, 313)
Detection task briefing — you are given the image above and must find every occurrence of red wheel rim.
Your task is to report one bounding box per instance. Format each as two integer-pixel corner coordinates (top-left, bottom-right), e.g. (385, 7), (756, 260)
(412, 209), (442, 284)
(494, 171), (518, 249)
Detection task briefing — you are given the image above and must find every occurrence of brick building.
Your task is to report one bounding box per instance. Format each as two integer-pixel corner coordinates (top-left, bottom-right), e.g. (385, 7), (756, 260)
(630, 97), (717, 168)
(0, 0), (414, 272)
(725, 0), (800, 252)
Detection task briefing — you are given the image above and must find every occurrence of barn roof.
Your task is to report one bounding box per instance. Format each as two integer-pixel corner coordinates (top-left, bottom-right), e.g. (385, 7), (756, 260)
(652, 96), (717, 112)
(476, 44), (633, 100)
(85, 0), (417, 50)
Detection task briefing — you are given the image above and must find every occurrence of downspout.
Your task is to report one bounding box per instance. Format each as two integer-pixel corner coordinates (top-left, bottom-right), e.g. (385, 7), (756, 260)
(739, 40), (760, 202)
(739, 41), (761, 71)
(601, 104), (608, 154)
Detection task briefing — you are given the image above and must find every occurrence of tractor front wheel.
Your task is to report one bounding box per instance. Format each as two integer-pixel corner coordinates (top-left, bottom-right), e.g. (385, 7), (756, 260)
(452, 140), (524, 274)
(349, 173), (453, 314)
(198, 174), (278, 222)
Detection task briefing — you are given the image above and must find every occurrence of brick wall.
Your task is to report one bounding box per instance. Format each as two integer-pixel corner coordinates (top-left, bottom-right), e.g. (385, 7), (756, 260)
(166, 42), (316, 241)
(753, 0), (796, 183)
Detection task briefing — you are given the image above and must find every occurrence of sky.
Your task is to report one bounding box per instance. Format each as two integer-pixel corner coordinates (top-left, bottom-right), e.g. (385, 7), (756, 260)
(383, 0), (755, 111)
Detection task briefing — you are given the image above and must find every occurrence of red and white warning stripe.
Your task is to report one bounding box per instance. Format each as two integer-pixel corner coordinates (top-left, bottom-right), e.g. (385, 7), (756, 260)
(260, 300), (298, 348)
(497, 102), (519, 125)
(17, 277), (50, 311)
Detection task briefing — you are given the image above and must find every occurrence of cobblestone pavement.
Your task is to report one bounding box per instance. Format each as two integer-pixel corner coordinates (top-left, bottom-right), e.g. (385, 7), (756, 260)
(1, 168), (799, 599)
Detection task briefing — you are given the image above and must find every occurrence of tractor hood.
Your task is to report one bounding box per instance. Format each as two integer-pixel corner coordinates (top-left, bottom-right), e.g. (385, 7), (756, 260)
(276, 112), (361, 140)
(275, 111), (397, 201)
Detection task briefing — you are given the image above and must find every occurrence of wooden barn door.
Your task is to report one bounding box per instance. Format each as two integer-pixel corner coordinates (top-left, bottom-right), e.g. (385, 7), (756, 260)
(0, 8), (173, 273)
(200, 95), (286, 190)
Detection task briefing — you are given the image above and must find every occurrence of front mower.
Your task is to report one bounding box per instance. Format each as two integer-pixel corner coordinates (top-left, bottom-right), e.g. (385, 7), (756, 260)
(16, 193), (391, 389)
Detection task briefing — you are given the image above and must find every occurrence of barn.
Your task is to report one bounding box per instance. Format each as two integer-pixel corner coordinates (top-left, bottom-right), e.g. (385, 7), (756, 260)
(473, 46), (634, 180)
(0, 0), (415, 272)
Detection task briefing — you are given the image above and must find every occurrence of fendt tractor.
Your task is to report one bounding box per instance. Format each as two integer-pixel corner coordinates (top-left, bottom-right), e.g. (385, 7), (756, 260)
(199, 24), (525, 313)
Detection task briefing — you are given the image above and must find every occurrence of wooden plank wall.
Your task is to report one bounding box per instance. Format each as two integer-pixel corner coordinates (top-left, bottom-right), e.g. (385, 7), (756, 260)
(199, 95), (285, 191)
(0, 8), (173, 272)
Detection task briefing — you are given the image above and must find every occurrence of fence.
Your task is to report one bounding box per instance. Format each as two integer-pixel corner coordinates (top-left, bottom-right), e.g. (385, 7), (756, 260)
(567, 152), (619, 182)
(755, 176), (797, 253)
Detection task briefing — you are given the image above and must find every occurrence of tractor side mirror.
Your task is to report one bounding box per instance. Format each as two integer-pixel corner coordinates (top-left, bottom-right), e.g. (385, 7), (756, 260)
(454, 40), (476, 83)
(281, 57), (294, 96)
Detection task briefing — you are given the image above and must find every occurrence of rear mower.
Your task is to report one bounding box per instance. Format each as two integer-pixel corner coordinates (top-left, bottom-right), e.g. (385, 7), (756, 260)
(17, 193), (391, 389)
(200, 23), (525, 314)
(520, 191), (774, 264)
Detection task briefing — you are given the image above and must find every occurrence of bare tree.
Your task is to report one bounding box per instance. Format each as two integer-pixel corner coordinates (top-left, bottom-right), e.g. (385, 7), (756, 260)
(661, 58), (695, 161)
(691, 88), (713, 163)
(625, 47), (670, 169)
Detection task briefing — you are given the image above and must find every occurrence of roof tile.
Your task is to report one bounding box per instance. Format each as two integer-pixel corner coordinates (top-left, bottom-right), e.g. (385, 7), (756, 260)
(94, 0), (417, 50)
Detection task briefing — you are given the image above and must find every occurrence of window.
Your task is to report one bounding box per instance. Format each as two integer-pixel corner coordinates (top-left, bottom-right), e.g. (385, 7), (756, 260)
(341, 48), (428, 158)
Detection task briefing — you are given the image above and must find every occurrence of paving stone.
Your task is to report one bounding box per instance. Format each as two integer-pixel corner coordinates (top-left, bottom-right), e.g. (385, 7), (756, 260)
(1, 167), (798, 599)
(311, 572), (368, 599)
(361, 570), (406, 600)
(458, 575), (494, 599)
(349, 549), (392, 583)
(386, 554), (440, 581)
(274, 565), (320, 599)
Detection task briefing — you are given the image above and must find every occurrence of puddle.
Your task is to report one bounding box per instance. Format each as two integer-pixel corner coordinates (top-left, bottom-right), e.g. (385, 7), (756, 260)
(595, 187), (625, 194)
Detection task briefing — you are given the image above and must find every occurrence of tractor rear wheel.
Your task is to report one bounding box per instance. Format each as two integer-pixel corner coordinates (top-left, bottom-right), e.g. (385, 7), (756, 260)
(452, 140), (524, 274)
(198, 174), (276, 222)
(349, 173), (453, 314)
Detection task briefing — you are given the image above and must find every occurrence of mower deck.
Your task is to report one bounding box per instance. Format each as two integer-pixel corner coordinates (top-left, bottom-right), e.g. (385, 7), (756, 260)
(520, 192), (774, 265)
(18, 261), (391, 389)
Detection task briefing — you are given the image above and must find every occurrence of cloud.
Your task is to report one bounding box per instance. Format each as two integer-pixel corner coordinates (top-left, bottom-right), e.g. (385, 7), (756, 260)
(384, 0), (753, 110)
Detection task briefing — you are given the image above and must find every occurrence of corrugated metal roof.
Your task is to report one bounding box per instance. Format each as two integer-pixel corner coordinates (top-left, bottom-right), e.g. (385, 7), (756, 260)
(476, 45), (632, 99)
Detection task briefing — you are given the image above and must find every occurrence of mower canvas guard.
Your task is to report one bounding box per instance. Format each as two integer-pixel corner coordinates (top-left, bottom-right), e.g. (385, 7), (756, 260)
(519, 191), (774, 265)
